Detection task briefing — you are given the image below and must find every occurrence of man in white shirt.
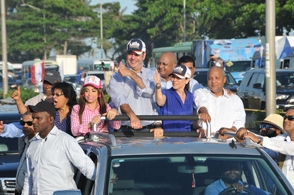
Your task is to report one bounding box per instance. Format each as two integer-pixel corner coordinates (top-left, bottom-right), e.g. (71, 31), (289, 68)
(22, 101), (96, 195)
(237, 108), (294, 187)
(194, 66), (245, 138)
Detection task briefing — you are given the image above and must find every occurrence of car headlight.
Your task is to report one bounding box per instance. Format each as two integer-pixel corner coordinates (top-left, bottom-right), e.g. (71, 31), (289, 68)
(287, 95), (294, 103)
(276, 94), (289, 100)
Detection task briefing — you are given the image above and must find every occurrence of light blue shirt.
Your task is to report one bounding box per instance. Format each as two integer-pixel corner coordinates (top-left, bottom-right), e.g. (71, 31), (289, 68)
(0, 122), (24, 138)
(205, 179), (268, 195)
(22, 126), (96, 195)
(109, 67), (158, 126)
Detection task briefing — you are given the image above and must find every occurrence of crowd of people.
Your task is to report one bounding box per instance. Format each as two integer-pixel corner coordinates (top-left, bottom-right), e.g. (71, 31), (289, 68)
(0, 37), (293, 194)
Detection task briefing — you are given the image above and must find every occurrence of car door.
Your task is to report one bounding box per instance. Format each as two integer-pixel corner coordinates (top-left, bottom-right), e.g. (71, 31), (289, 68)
(247, 72), (265, 109)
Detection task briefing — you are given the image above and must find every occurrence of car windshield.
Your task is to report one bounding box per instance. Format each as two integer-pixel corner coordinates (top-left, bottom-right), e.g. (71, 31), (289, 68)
(64, 76), (77, 83)
(226, 61), (251, 72)
(0, 137), (19, 154)
(276, 72), (294, 87)
(87, 73), (105, 81)
(106, 155), (289, 195)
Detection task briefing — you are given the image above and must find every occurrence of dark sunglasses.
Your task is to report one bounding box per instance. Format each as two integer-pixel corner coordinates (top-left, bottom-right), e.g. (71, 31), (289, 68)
(20, 120), (33, 126)
(259, 124), (274, 130)
(283, 115), (294, 121)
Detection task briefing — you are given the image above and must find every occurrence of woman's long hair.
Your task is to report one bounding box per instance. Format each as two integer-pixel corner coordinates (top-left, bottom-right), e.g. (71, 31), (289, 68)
(52, 82), (77, 136)
(78, 86), (108, 127)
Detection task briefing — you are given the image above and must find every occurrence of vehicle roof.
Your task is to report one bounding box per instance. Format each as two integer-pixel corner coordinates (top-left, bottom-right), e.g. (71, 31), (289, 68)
(247, 68), (294, 73)
(79, 133), (262, 157)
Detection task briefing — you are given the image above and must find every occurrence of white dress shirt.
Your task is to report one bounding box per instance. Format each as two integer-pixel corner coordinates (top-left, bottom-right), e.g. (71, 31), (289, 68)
(194, 88), (246, 133)
(262, 135), (294, 187)
(15, 136), (33, 193)
(22, 126), (96, 195)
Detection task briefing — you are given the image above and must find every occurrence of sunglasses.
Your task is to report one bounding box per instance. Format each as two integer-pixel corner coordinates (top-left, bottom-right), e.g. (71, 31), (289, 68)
(20, 120), (33, 126)
(283, 115), (294, 121)
(52, 93), (64, 97)
(259, 124), (274, 130)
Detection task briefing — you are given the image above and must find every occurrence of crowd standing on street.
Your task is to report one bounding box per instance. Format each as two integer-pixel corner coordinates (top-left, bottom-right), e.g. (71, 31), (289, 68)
(3, 37), (294, 193)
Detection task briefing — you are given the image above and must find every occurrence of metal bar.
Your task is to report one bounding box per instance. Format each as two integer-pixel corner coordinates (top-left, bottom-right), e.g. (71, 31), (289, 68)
(101, 115), (199, 121)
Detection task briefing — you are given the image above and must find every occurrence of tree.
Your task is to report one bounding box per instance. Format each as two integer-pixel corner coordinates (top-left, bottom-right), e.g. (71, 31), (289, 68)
(6, 0), (99, 60)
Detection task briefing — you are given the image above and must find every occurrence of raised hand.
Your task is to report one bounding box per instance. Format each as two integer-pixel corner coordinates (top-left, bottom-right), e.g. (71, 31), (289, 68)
(154, 69), (161, 85)
(11, 86), (21, 101)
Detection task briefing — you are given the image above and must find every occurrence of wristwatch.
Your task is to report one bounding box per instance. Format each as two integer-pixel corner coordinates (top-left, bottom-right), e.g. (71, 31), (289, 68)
(156, 84), (161, 89)
(257, 136), (263, 144)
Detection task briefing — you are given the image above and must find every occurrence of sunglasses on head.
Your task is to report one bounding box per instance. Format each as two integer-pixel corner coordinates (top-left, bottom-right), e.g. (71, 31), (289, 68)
(20, 120), (33, 126)
(259, 124), (274, 130)
(283, 115), (294, 121)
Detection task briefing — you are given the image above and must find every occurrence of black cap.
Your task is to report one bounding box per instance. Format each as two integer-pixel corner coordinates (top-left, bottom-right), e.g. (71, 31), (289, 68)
(29, 101), (56, 119)
(43, 71), (61, 84)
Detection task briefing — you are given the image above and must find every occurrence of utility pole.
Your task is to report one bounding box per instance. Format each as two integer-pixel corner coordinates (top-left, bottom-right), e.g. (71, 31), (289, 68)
(100, 0), (103, 59)
(1, 0), (8, 98)
(265, 0), (276, 115)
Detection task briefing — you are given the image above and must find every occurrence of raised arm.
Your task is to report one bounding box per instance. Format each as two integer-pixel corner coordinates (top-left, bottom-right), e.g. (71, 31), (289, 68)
(11, 86), (28, 114)
(154, 69), (166, 106)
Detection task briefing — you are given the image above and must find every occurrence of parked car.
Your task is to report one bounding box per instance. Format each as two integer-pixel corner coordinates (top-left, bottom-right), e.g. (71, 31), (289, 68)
(194, 68), (239, 92)
(64, 74), (82, 97)
(85, 70), (105, 81)
(23, 78), (40, 93)
(0, 74), (18, 90)
(237, 68), (294, 110)
(0, 111), (21, 195)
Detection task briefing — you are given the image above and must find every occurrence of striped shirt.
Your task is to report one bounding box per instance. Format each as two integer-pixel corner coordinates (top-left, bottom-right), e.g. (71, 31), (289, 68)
(109, 67), (158, 126)
(71, 104), (121, 136)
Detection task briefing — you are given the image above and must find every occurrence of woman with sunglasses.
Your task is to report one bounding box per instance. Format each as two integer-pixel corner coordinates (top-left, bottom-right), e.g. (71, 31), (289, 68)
(154, 64), (194, 133)
(51, 82), (77, 136)
(71, 76), (121, 136)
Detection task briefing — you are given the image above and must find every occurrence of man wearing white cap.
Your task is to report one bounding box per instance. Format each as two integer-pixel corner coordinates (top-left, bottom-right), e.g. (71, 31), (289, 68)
(109, 38), (158, 131)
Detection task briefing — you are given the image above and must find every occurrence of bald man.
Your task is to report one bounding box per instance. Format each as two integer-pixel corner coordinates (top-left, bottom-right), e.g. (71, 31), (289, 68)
(194, 66), (246, 138)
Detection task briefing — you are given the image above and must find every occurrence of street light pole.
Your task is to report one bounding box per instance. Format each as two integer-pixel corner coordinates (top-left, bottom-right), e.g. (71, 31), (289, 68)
(183, 0), (186, 42)
(265, 0), (276, 115)
(100, 0), (103, 59)
(1, 0), (8, 98)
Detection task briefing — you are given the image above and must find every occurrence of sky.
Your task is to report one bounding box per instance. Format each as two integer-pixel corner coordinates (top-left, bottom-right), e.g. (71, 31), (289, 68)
(81, 0), (137, 59)
(91, 0), (138, 15)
